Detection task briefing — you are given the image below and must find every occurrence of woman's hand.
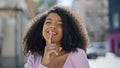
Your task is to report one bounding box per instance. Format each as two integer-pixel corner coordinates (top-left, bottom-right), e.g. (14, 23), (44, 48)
(41, 31), (62, 66)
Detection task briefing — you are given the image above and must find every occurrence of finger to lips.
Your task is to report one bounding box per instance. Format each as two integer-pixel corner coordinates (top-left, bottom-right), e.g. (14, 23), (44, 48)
(48, 43), (56, 47)
(45, 45), (57, 50)
(47, 30), (59, 55)
(48, 30), (52, 44)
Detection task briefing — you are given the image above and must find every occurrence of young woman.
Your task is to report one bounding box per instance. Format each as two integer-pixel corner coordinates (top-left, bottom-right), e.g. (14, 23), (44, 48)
(23, 5), (90, 68)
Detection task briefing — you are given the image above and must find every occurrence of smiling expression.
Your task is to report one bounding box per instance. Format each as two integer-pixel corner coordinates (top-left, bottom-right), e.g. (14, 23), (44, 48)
(42, 13), (63, 44)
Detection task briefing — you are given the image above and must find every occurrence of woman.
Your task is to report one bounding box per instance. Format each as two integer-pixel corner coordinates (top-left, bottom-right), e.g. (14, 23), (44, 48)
(23, 5), (90, 68)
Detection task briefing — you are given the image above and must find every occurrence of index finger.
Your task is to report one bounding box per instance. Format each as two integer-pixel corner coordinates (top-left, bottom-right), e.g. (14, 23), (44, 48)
(48, 30), (52, 44)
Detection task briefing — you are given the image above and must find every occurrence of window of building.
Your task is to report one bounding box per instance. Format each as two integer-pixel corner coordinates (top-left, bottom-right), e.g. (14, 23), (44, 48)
(0, 19), (4, 38)
(112, 13), (119, 29)
(0, 19), (2, 35)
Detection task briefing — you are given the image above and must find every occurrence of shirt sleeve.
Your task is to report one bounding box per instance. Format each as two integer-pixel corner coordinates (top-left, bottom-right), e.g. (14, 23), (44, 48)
(38, 64), (48, 68)
(71, 48), (90, 68)
(24, 54), (34, 68)
(25, 54), (48, 68)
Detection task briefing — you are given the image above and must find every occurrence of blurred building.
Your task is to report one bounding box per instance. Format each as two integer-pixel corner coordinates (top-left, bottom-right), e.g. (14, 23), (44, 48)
(108, 0), (120, 55)
(72, 0), (86, 22)
(36, 0), (56, 14)
(0, 0), (28, 68)
(86, 0), (109, 42)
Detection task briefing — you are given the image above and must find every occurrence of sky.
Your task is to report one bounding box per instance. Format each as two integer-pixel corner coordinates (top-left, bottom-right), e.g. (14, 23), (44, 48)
(57, 0), (74, 7)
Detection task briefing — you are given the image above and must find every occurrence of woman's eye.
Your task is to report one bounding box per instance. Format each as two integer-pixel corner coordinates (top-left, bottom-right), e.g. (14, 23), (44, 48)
(45, 22), (51, 24)
(57, 22), (62, 26)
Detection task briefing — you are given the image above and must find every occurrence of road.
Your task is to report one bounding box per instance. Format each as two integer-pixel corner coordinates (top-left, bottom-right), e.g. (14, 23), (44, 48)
(88, 52), (120, 68)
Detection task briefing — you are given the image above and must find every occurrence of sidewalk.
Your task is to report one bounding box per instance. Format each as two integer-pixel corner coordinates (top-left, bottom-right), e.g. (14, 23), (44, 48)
(88, 52), (120, 68)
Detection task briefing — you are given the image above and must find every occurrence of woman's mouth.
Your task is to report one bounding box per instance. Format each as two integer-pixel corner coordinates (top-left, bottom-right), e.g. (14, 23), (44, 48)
(47, 30), (57, 36)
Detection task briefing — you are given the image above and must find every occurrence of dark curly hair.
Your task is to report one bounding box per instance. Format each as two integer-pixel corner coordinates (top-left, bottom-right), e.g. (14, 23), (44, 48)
(23, 5), (89, 56)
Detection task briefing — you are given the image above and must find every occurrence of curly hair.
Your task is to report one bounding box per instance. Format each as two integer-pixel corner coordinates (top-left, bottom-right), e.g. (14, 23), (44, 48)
(23, 5), (89, 56)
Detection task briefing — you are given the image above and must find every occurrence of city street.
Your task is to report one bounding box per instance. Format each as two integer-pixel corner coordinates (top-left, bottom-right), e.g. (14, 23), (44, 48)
(88, 52), (120, 68)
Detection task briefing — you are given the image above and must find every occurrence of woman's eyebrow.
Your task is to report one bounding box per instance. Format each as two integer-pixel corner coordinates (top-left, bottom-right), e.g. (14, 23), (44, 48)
(46, 18), (52, 20)
(46, 18), (62, 22)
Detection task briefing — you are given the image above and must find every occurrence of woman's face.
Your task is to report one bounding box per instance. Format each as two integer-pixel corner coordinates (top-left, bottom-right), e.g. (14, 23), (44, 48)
(42, 13), (63, 44)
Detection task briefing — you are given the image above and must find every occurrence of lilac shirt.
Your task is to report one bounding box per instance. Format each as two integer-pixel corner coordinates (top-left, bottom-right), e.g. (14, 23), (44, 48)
(25, 48), (90, 68)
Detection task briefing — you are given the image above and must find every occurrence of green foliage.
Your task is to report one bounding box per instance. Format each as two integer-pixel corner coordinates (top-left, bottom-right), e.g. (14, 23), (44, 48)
(38, 0), (43, 6)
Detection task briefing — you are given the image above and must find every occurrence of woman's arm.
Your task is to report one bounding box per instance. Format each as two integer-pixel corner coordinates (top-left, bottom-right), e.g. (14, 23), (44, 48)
(25, 54), (48, 68)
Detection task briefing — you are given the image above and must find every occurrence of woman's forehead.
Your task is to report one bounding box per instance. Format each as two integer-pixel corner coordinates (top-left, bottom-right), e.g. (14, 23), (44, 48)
(46, 13), (62, 21)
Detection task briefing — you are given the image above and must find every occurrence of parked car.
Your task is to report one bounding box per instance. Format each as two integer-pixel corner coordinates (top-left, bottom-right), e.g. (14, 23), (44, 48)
(96, 44), (106, 56)
(87, 46), (98, 59)
(87, 42), (107, 59)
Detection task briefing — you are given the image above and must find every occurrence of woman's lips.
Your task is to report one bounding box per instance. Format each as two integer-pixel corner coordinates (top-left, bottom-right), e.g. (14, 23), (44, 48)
(47, 30), (57, 36)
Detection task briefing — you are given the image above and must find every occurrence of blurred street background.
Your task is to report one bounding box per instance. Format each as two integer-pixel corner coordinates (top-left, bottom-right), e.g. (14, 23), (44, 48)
(0, 0), (120, 68)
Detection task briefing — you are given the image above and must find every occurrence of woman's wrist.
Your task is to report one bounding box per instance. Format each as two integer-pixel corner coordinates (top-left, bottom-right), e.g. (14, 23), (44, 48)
(41, 61), (47, 66)
(41, 56), (49, 66)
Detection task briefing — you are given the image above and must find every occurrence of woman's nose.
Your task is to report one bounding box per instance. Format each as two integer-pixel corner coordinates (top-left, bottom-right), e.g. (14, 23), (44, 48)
(50, 24), (56, 29)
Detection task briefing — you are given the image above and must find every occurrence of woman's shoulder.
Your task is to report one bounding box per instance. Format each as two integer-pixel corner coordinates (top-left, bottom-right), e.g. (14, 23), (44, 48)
(69, 48), (87, 59)
(29, 53), (40, 57)
(68, 48), (90, 68)
(71, 48), (86, 55)
(25, 53), (42, 68)
(27, 53), (41, 62)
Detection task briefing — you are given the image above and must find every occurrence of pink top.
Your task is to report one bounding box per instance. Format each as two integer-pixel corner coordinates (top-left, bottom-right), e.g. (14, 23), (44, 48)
(25, 48), (90, 68)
